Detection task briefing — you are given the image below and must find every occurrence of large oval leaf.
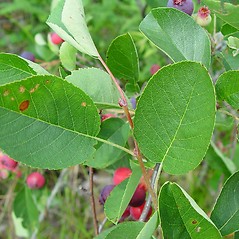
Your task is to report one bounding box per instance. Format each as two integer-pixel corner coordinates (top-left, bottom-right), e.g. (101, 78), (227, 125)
(47, 0), (98, 57)
(134, 61), (216, 175)
(0, 75), (101, 169)
(211, 171), (239, 236)
(159, 182), (222, 239)
(215, 70), (239, 110)
(139, 8), (211, 68)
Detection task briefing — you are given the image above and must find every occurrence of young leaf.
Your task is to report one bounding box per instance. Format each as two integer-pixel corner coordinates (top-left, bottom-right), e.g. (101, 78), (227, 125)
(215, 70), (239, 110)
(0, 75), (101, 169)
(106, 33), (139, 85)
(47, 0), (98, 57)
(139, 8), (211, 69)
(0, 53), (37, 85)
(211, 171), (239, 236)
(59, 42), (77, 71)
(66, 68), (121, 109)
(159, 182), (222, 239)
(104, 163), (142, 223)
(134, 61), (216, 175)
(136, 212), (159, 239)
(202, 0), (239, 30)
(85, 118), (130, 168)
(13, 186), (39, 233)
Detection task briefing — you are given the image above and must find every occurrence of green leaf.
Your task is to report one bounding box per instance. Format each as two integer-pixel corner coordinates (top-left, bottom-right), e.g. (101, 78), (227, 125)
(59, 42), (77, 71)
(12, 212), (29, 238)
(104, 163), (142, 223)
(139, 8), (211, 68)
(235, 231), (239, 239)
(0, 53), (37, 85)
(202, 0), (239, 30)
(105, 222), (144, 239)
(66, 68), (121, 109)
(106, 33), (139, 84)
(0, 75), (101, 169)
(85, 118), (130, 168)
(13, 187), (39, 233)
(215, 70), (239, 109)
(221, 49), (239, 70)
(134, 61), (216, 175)
(211, 171), (239, 236)
(221, 24), (239, 36)
(47, 0), (98, 57)
(136, 212), (159, 239)
(159, 182), (222, 239)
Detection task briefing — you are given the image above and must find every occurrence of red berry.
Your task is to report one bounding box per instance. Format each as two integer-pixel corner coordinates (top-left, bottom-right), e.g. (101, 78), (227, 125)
(99, 184), (115, 205)
(113, 167), (132, 185)
(130, 202), (152, 221)
(101, 113), (116, 122)
(119, 206), (130, 222)
(129, 186), (146, 207)
(150, 64), (160, 75)
(51, 33), (64, 45)
(26, 172), (45, 189)
(0, 154), (18, 170)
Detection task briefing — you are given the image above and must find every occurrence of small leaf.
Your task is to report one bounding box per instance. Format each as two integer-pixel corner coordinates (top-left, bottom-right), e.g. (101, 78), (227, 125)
(104, 163), (142, 223)
(0, 53), (37, 85)
(47, 0), (98, 57)
(106, 33), (139, 84)
(59, 42), (77, 71)
(85, 118), (130, 168)
(211, 171), (239, 236)
(13, 187), (39, 233)
(136, 212), (159, 239)
(139, 8), (211, 68)
(215, 70), (239, 110)
(134, 61), (216, 175)
(221, 49), (239, 70)
(159, 182), (222, 239)
(202, 0), (239, 30)
(0, 75), (101, 169)
(66, 68), (121, 109)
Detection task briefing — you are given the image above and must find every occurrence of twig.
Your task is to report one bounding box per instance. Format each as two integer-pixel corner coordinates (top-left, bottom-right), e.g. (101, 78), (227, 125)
(31, 169), (68, 239)
(98, 217), (107, 233)
(139, 163), (162, 222)
(89, 167), (99, 236)
(98, 54), (158, 210)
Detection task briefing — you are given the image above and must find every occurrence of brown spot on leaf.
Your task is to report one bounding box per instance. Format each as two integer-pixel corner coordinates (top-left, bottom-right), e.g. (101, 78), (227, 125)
(30, 84), (40, 93)
(192, 220), (197, 224)
(45, 80), (50, 84)
(19, 100), (30, 111)
(19, 86), (25, 93)
(3, 90), (10, 96)
(81, 102), (86, 107)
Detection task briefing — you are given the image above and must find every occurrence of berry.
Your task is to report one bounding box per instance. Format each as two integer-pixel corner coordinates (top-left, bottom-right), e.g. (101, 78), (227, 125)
(0, 154), (18, 170)
(101, 113), (116, 122)
(20, 51), (35, 62)
(130, 202), (152, 221)
(50, 32), (64, 45)
(130, 97), (137, 109)
(195, 6), (212, 27)
(113, 167), (132, 185)
(129, 186), (146, 207)
(167, 0), (194, 15)
(99, 184), (115, 205)
(119, 206), (130, 222)
(26, 172), (45, 189)
(0, 168), (9, 179)
(150, 64), (160, 75)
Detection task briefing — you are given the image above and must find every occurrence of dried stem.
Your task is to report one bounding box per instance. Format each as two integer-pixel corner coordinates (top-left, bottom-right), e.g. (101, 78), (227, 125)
(89, 167), (99, 236)
(98, 54), (158, 210)
(98, 217), (108, 233)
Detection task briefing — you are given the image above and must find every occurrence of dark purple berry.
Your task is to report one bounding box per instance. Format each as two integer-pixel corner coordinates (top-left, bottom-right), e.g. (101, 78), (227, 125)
(129, 186), (146, 207)
(20, 51), (35, 62)
(167, 0), (194, 15)
(99, 185), (115, 205)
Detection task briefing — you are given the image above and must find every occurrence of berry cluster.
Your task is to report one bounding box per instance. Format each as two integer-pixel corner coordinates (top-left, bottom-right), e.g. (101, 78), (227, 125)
(99, 167), (152, 222)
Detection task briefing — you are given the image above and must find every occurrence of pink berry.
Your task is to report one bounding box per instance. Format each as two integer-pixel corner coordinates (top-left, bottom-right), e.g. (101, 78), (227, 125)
(51, 33), (64, 45)
(0, 154), (18, 170)
(195, 6), (212, 27)
(113, 167), (132, 185)
(167, 0), (194, 15)
(0, 167), (9, 179)
(150, 64), (160, 75)
(129, 186), (146, 207)
(130, 202), (152, 221)
(26, 172), (45, 189)
(101, 113), (116, 122)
